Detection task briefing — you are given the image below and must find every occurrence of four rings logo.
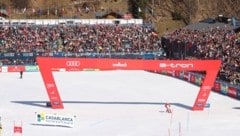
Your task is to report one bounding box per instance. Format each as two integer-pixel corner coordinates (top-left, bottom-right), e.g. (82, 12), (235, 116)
(159, 63), (194, 68)
(66, 61), (80, 67)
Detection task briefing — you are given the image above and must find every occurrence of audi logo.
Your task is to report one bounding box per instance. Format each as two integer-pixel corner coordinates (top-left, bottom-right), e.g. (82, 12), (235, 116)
(66, 61), (80, 66)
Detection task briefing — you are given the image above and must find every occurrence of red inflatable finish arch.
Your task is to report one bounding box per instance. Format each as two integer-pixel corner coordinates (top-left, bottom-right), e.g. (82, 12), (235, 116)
(36, 57), (221, 111)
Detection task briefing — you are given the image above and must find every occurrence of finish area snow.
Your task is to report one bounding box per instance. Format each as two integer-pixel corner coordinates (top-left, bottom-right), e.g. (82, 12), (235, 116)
(1, 70), (240, 136)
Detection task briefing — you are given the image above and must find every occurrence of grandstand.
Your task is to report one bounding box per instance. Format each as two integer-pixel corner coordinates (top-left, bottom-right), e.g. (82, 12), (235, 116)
(0, 18), (164, 64)
(161, 16), (240, 87)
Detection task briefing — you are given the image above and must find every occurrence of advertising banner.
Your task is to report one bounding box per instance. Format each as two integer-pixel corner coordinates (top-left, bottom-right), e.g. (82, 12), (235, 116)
(194, 75), (202, 86)
(236, 89), (240, 100)
(183, 72), (190, 81)
(174, 71), (180, 77)
(1, 66), (8, 72)
(190, 74), (196, 83)
(227, 86), (237, 98)
(161, 70), (168, 75)
(35, 112), (75, 128)
(220, 83), (228, 95)
(25, 66), (39, 72)
(7, 66), (25, 72)
(179, 71), (184, 79)
(213, 81), (221, 92)
(166, 71), (175, 76)
(153, 68), (240, 101)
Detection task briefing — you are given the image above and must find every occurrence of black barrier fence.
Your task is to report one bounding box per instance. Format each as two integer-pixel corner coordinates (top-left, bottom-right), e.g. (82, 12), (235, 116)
(161, 37), (200, 60)
(0, 51), (166, 65)
(161, 37), (187, 60)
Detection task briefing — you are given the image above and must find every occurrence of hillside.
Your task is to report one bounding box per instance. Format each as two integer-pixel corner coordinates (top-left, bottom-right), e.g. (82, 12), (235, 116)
(0, 0), (239, 35)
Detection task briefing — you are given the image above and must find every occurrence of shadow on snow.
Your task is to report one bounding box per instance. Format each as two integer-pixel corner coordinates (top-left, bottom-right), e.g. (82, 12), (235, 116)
(11, 100), (193, 110)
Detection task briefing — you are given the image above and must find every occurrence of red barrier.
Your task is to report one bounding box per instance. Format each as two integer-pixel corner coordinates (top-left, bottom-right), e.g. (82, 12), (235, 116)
(213, 82), (221, 92)
(228, 86), (237, 98)
(175, 71), (180, 77)
(7, 66), (25, 72)
(37, 57), (221, 111)
(183, 72), (190, 81)
(190, 74), (196, 83)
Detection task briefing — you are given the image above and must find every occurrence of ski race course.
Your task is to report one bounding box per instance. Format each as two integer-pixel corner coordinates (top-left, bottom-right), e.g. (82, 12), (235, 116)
(1, 70), (240, 136)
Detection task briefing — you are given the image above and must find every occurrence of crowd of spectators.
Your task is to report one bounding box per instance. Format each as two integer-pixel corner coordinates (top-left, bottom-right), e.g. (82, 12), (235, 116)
(163, 26), (240, 86)
(1, 22), (240, 86)
(0, 23), (163, 64)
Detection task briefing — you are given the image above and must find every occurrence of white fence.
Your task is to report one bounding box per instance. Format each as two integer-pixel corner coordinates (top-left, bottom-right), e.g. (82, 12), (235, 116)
(0, 19), (143, 25)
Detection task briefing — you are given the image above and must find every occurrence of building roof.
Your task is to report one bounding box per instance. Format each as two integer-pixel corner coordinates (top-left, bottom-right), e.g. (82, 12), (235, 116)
(184, 17), (240, 32)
